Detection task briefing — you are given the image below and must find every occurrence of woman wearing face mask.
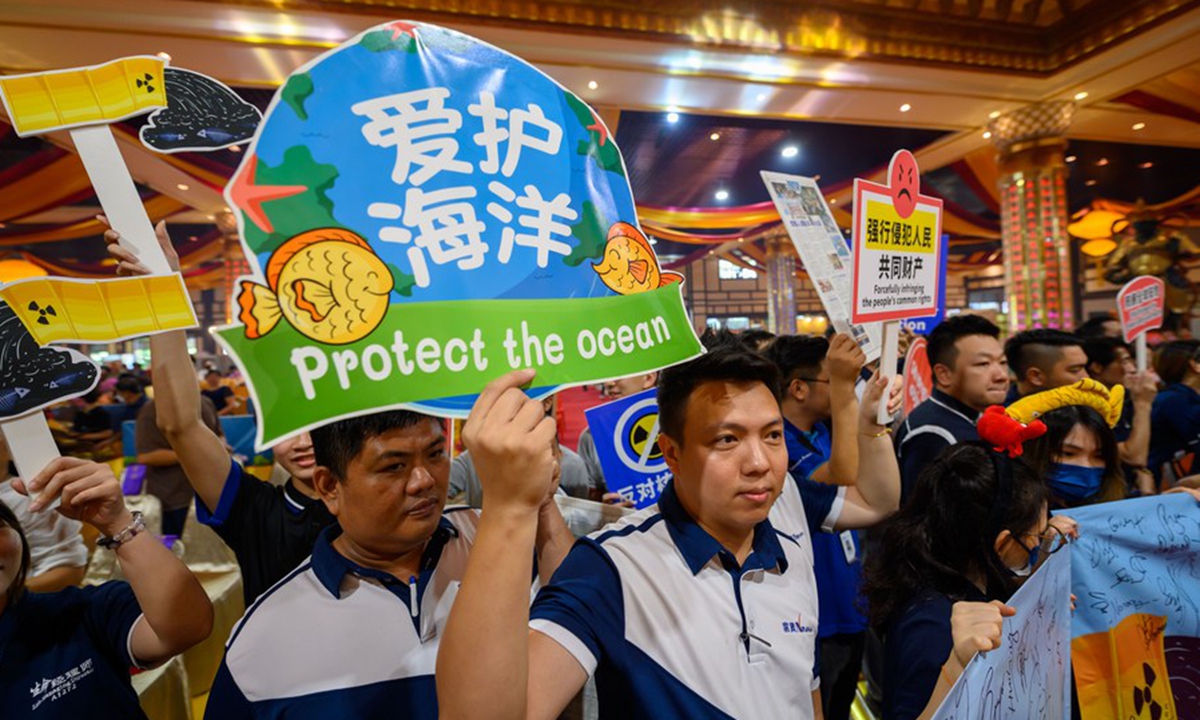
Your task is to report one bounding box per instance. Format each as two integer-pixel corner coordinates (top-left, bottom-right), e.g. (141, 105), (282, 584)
(1023, 405), (1127, 508)
(0, 459), (213, 719)
(861, 444), (1077, 720)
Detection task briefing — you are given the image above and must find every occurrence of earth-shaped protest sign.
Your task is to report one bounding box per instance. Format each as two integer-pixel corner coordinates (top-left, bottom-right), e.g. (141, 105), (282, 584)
(213, 21), (702, 448)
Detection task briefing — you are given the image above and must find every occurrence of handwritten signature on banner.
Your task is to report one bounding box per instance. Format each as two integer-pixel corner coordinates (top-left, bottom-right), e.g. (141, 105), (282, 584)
(931, 549), (1073, 720)
(1060, 495), (1200, 720)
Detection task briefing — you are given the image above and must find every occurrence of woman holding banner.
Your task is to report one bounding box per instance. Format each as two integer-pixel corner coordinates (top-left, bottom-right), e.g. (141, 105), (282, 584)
(861, 444), (1074, 720)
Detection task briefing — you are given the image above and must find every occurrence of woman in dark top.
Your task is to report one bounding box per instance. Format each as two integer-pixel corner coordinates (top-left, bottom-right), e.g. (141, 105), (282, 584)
(0, 459), (213, 719)
(1022, 405), (1127, 508)
(861, 444), (1076, 720)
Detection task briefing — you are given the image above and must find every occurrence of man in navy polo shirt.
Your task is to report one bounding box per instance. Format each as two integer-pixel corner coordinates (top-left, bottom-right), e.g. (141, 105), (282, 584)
(765, 333), (871, 720)
(204, 407), (574, 719)
(896, 315), (1010, 497)
(438, 343), (901, 719)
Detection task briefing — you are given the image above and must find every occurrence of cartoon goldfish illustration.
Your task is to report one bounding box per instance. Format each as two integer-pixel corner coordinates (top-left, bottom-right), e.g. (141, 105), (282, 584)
(592, 222), (682, 295)
(238, 228), (394, 345)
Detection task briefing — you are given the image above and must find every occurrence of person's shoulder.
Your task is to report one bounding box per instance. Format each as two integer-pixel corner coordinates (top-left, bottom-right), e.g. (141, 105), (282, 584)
(442, 505), (481, 539)
(588, 505), (665, 549)
(225, 560), (319, 649)
(891, 589), (954, 632)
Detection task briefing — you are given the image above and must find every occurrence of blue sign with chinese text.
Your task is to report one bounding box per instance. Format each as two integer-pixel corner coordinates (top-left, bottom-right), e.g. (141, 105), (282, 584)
(584, 388), (671, 509)
(213, 21), (701, 448)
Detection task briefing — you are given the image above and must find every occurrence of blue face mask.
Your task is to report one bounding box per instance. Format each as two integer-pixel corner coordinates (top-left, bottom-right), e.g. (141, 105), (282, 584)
(1047, 462), (1104, 502)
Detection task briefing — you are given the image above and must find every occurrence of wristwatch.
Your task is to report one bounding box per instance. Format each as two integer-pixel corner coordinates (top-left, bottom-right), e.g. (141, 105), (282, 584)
(97, 511), (146, 550)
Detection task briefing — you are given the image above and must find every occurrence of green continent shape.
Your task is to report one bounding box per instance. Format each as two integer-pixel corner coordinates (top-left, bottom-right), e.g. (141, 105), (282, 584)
(361, 29), (419, 53)
(564, 92), (625, 178)
(564, 201), (607, 267)
(387, 263), (417, 298)
(241, 145), (341, 256)
(280, 72), (314, 121)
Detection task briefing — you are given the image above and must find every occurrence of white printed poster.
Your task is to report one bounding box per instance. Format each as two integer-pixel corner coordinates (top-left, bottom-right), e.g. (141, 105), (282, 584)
(762, 171), (881, 360)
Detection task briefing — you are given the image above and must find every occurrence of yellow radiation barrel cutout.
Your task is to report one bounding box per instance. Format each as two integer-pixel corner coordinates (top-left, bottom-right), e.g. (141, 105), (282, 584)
(0, 274), (196, 345)
(0, 56), (168, 136)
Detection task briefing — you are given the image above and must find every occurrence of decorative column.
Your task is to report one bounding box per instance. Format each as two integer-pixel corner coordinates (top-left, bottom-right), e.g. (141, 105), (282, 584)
(764, 231), (797, 334)
(214, 210), (250, 325)
(988, 101), (1076, 332)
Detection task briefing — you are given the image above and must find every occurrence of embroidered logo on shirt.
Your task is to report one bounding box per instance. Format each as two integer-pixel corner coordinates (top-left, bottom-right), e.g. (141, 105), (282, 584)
(30, 658), (95, 711)
(782, 613), (816, 634)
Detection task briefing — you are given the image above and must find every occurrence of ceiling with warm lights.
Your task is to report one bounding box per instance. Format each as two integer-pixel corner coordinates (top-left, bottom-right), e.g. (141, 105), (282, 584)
(0, 0), (1196, 284)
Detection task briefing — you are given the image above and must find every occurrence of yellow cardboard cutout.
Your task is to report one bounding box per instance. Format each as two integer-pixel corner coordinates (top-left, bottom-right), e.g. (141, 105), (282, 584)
(0, 56), (167, 136)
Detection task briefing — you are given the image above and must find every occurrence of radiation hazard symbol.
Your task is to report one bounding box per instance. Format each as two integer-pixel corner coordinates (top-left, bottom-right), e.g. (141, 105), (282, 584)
(613, 397), (667, 474)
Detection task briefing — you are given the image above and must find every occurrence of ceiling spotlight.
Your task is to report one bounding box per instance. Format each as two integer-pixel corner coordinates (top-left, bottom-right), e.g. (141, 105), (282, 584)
(1074, 91), (1088, 101)
(1065, 155), (1077, 163)
(1096, 158), (1109, 166)
(587, 80), (598, 90)
(176, 183), (190, 191)
(1139, 161), (1154, 169)
(666, 112), (680, 123)
(781, 145), (799, 158)
(229, 145), (242, 153)
(737, 237), (745, 242)
(988, 111), (1001, 119)
(982, 131), (992, 139)
(715, 189), (730, 201)
(899, 103), (912, 113)
(829, 198), (838, 205)
(710, 132), (721, 141)
(1132, 122), (1145, 131)
(156, 51), (172, 61)
(1085, 179), (1097, 186)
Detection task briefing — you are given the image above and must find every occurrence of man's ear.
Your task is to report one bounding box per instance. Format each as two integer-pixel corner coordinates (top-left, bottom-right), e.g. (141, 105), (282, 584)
(313, 466), (341, 516)
(643, 372), (659, 390)
(658, 432), (681, 477)
(788, 378), (809, 403)
(931, 362), (954, 388)
(1026, 366), (1046, 389)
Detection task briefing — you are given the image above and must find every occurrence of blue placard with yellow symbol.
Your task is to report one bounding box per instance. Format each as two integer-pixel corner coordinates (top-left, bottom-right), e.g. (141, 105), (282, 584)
(584, 388), (671, 509)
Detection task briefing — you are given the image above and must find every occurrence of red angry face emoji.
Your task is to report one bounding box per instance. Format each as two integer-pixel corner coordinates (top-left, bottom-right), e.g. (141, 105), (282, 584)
(890, 149), (918, 219)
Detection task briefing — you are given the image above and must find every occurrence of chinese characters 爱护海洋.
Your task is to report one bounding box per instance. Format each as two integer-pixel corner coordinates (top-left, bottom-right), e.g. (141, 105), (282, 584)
(353, 87), (581, 288)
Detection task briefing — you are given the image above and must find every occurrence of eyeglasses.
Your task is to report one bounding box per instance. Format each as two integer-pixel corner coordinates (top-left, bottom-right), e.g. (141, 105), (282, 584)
(1018, 525), (1069, 560)
(796, 378), (830, 384)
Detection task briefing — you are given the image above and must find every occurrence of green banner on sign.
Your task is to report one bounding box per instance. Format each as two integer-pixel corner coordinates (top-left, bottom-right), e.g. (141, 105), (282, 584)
(215, 284), (700, 446)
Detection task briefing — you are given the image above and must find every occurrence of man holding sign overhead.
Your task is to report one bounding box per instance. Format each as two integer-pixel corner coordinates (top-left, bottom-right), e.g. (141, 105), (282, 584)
(438, 339), (902, 719)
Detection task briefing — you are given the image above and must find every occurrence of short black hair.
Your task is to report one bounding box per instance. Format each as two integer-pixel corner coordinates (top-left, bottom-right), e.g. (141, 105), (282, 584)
(310, 411), (442, 479)
(1075, 315), (1118, 339)
(115, 375), (144, 395)
(1082, 336), (1130, 370)
(1004, 329), (1083, 380)
(1155, 339), (1200, 385)
(926, 314), (1001, 371)
(739, 329), (776, 351)
(764, 335), (829, 388)
(205, 369), (223, 379)
(657, 343), (782, 444)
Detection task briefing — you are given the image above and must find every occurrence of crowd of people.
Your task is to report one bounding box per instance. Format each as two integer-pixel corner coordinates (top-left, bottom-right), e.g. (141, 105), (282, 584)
(1, 220), (1198, 720)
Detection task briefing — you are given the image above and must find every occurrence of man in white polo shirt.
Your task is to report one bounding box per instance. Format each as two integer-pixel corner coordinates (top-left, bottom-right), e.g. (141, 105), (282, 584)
(438, 343), (901, 719)
(204, 408), (574, 719)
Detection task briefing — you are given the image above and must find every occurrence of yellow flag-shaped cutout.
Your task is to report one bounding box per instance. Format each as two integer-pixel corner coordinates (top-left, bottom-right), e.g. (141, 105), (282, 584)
(0, 56), (167, 136)
(1072, 613), (1178, 720)
(0, 274), (196, 345)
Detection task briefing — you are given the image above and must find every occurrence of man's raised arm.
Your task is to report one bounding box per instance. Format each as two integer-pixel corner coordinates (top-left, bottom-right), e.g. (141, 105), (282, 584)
(103, 219), (231, 512)
(438, 370), (585, 720)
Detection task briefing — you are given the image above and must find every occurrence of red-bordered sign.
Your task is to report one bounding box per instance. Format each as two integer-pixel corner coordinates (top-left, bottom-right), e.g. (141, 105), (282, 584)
(902, 337), (932, 416)
(851, 149), (945, 324)
(1117, 276), (1165, 344)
